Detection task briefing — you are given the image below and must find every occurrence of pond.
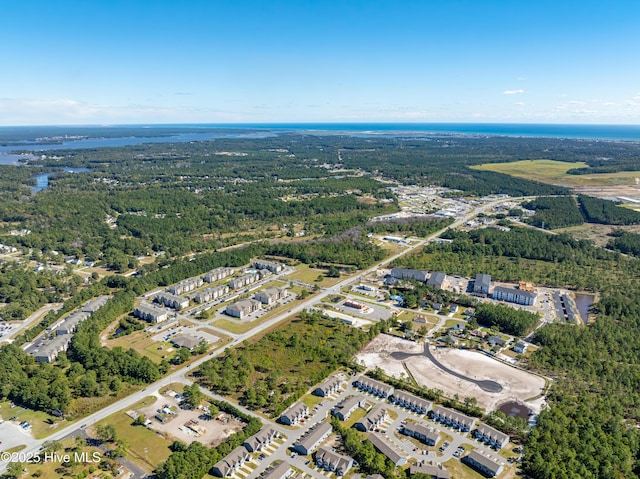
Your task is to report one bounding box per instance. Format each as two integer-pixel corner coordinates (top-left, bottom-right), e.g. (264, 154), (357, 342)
(498, 400), (532, 420)
(573, 292), (595, 324)
(32, 167), (90, 192)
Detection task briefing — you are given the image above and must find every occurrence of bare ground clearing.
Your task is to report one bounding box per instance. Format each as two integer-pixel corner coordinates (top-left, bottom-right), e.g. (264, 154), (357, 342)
(356, 335), (546, 412)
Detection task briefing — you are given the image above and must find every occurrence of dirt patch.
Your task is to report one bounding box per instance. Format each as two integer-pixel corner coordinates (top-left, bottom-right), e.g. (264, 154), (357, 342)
(356, 335), (546, 413)
(558, 223), (640, 246)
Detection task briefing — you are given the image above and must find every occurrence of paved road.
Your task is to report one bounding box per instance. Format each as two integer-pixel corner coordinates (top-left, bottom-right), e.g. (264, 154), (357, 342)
(0, 195), (521, 474)
(2, 303), (63, 345)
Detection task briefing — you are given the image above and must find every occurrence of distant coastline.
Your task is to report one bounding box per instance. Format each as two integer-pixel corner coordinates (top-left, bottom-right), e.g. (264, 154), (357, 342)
(198, 122), (640, 141)
(0, 124), (639, 159)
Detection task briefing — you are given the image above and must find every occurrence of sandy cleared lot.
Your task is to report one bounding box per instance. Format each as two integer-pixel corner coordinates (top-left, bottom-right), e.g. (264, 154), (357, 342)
(356, 335), (546, 413)
(136, 392), (245, 446)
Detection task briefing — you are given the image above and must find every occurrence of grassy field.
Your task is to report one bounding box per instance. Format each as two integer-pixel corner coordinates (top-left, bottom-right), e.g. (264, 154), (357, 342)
(0, 400), (59, 439)
(556, 222), (640, 246)
(285, 263), (352, 287)
(22, 438), (105, 479)
(213, 309), (295, 335)
(212, 287), (321, 334)
(301, 393), (323, 409)
(342, 407), (368, 429)
(472, 159), (640, 187)
(442, 457), (492, 479)
(93, 395), (173, 473)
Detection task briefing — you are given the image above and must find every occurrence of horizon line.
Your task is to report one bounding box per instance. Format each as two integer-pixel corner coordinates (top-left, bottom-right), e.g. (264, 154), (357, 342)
(2, 121), (640, 128)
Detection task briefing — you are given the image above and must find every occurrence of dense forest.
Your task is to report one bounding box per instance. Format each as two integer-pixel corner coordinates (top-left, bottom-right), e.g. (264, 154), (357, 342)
(196, 311), (387, 416)
(578, 194), (640, 225)
(397, 226), (639, 291)
(474, 303), (540, 336)
(522, 196), (584, 229)
(606, 230), (640, 257)
(522, 195), (640, 230)
(3, 130), (640, 477)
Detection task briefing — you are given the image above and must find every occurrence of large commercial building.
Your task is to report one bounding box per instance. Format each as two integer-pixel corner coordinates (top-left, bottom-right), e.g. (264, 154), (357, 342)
(493, 285), (537, 306)
(315, 447), (353, 476)
(431, 406), (476, 432)
(293, 422), (332, 455)
(225, 298), (262, 318)
(473, 274), (492, 295)
(353, 376), (394, 398)
(134, 304), (169, 323)
(391, 268), (428, 282)
(279, 402), (309, 426)
(390, 390), (432, 414)
(463, 451), (504, 477)
(255, 287), (288, 305)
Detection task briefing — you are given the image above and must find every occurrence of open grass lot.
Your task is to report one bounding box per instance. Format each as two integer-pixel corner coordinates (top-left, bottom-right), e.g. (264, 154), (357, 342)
(556, 222), (640, 246)
(342, 406), (368, 429)
(22, 438), (107, 479)
(212, 287), (321, 335)
(70, 383), (140, 418)
(0, 400), (59, 439)
(108, 328), (166, 360)
(108, 329), (176, 364)
(93, 395), (173, 472)
(442, 457), (495, 479)
(301, 393), (323, 409)
(285, 263), (352, 287)
(472, 159), (640, 187)
(213, 306), (298, 335)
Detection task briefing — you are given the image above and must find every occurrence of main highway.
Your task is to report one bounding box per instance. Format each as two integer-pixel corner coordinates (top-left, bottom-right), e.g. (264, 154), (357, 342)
(0, 196), (521, 474)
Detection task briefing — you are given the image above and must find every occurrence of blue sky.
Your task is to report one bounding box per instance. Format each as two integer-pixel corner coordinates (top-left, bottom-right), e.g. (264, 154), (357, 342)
(1, 0), (639, 125)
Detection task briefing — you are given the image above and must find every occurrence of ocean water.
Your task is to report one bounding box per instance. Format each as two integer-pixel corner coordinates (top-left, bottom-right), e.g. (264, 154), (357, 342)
(186, 123), (640, 141)
(1, 123), (639, 159)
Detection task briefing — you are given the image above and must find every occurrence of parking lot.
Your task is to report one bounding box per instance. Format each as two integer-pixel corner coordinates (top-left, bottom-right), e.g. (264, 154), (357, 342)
(136, 391), (245, 447)
(335, 300), (392, 321)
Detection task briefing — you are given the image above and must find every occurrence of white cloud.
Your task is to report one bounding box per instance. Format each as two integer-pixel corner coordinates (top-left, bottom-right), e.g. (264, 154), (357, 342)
(0, 98), (247, 125)
(517, 77), (528, 81)
(503, 89), (525, 95)
(515, 102), (525, 106)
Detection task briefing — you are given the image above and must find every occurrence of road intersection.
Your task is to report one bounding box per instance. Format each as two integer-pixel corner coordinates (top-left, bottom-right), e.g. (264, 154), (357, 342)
(1, 196), (523, 475)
